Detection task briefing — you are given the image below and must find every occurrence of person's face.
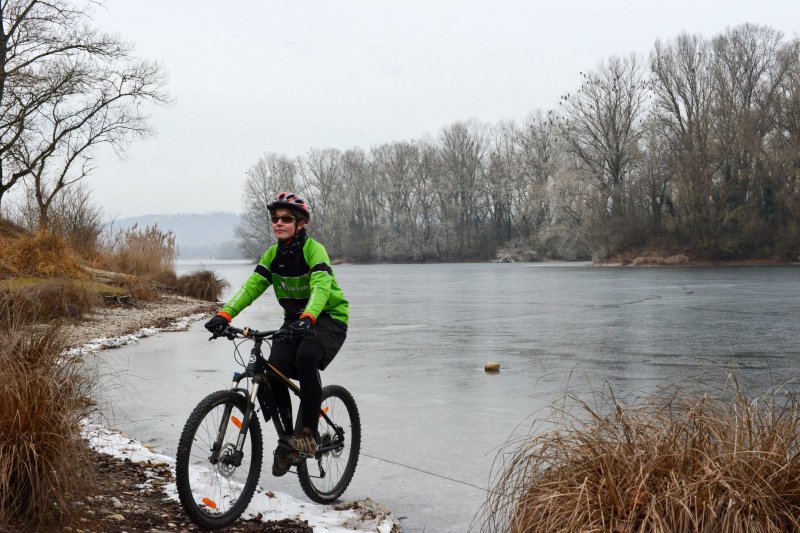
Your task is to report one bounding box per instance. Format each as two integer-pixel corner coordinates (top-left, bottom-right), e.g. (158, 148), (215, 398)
(271, 207), (304, 240)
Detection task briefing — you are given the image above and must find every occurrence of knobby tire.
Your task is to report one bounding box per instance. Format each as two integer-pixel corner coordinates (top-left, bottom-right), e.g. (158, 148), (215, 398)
(175, 390), (263, 530)
(298, 384), (361, 503)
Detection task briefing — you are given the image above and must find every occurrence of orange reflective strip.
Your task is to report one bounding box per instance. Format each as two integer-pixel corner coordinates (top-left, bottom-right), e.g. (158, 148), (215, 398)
(231, 415), (242, 429)
(320, 406), (329, 418)
(202, 497), (217, 509)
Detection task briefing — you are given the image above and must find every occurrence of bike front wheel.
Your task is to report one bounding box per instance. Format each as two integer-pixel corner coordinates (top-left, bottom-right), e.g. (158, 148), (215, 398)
(298, 384), (361, 503)
(175, 390), (263, 530)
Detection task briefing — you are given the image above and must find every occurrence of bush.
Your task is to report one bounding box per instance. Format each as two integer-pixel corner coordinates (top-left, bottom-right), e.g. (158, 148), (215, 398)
(0, 324), (94, 528)
(176, 270), (229, 301)
(481, 382), (800, 532)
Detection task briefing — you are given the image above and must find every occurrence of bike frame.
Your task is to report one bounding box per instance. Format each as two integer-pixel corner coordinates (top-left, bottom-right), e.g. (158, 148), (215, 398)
(210, 333), (345, 468)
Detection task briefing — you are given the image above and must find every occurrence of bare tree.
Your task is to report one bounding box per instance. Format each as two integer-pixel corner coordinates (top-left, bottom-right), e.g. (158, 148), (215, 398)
(709, 24), (793, 251)
(516, 111), (557, 239)
(438, 119), (489, 257)
(236, 153), (300, 260)
(559, 55), (648, 229)
(0, 0), (168, 224)
(651, 33), (717, 250)
(301, 148), (345, 252)
(338, 147), (378, 261)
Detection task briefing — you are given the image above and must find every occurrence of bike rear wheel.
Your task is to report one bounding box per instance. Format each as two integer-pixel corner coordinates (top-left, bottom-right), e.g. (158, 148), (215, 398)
(298, 384), (361, 503)
(175, 390), (263, 530)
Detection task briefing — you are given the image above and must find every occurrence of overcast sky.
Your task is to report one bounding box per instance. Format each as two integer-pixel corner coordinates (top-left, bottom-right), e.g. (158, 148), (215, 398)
(87, 0), (800, 218)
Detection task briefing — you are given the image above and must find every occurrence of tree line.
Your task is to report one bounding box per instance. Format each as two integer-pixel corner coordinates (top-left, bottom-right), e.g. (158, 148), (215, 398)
(238, 24), (800, 263)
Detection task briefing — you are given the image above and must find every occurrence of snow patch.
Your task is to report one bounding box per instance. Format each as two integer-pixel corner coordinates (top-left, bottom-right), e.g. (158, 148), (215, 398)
(64, 313), (206, 358)
(83, 421), (397, 532)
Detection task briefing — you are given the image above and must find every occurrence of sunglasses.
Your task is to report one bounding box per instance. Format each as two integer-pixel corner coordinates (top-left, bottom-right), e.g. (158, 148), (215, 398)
(271, 215), (297, 224)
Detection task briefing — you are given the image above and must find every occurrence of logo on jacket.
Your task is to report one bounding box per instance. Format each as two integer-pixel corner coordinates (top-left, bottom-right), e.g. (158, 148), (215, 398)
(280, 281), (309, 292)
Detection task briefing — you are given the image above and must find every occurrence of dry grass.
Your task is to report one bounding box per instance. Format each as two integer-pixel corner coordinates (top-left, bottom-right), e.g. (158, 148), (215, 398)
(116, 275), (160, 302)
(480, 381), (800, 533)
(0, 230), (86, 280)
(630, 253), (690, 266)
(0, 280), (104, 330)
(98, 224), (176, 277)
(176, 269), (229, 301)
(148, 269), (178, 290)
(0, 324), (95, 529)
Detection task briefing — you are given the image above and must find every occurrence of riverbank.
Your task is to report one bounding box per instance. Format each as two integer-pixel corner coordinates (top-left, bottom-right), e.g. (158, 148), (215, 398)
(65, 295), (398, 533)
(593, 251), (800, 267)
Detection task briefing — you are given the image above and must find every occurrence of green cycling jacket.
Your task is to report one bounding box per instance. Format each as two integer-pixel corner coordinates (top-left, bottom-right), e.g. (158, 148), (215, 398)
(221, 237), (349, 325)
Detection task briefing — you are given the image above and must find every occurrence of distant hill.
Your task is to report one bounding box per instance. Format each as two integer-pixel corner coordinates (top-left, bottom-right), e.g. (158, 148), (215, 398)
(112, 212), (244, 259)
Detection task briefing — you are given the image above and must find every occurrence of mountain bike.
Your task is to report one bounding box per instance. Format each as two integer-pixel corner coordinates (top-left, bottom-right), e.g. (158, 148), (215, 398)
(175, 325), (361, 530)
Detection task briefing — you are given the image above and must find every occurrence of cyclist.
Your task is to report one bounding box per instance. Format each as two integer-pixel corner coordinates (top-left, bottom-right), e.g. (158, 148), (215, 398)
(204, 192), (349, 476)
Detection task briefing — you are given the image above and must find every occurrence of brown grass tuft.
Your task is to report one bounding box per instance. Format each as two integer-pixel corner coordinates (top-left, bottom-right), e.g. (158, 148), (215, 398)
(480, 382), (800, 533)
(176, 269), (229, 301)
(630, 253), (690, 266)
(0, 324), (95, 528)
(116, 275), (160, 302)
(0, 230), (86, 280)
(148, 269), (178, 290)
(0, 280), (104, 330)
(0, 218), (26, 238)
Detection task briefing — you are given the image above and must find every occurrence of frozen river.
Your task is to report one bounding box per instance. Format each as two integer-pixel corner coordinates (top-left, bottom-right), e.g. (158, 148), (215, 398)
(94, 261), (800, 532)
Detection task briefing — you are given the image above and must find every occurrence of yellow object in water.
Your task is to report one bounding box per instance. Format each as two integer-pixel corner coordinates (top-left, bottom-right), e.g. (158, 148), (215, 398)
(484, 361), (501, 372)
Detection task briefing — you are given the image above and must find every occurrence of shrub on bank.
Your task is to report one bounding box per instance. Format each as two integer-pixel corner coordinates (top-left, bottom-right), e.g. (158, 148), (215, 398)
(176, 269), (229, 301)
(481, 382), (800, 532)
(0, 324), (94, 529)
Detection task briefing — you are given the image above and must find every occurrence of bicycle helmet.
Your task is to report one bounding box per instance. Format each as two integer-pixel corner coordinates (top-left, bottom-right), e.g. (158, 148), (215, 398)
(268, 192), (311, 222)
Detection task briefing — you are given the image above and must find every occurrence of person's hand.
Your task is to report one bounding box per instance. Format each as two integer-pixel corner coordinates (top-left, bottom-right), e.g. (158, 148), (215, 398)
(205, 314), (230, 336)
(287, 316), (313, 338)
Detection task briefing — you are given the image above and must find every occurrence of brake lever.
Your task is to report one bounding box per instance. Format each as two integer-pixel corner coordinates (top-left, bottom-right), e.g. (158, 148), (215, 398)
(272, 329), (290, 341)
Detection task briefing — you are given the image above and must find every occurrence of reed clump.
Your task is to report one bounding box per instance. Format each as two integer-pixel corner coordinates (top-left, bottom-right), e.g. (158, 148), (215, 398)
(0, 324), (94, 529)
(481, 383), (800, 533)
(98, 223), (176, 277)
(176, 269), (229, 301)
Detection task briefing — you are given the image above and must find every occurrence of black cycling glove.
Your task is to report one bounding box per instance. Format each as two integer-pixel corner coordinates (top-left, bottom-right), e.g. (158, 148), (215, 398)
(205, 313), (230, 335)
(287, 316), (313, 338)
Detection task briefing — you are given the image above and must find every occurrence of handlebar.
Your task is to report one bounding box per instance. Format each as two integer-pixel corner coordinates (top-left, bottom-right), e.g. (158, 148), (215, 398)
(208, 325), (286, 342)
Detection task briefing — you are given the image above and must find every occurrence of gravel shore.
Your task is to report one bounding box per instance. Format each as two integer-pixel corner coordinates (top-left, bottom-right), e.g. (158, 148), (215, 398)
(63, 293), (218, 349)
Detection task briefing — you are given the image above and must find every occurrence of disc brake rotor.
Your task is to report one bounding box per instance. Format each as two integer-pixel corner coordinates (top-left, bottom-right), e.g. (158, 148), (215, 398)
(217, 443), (238, 478)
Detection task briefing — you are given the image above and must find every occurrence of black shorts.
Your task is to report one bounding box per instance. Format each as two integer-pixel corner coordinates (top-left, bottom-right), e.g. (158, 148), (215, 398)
(273, 313), (347, 371)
